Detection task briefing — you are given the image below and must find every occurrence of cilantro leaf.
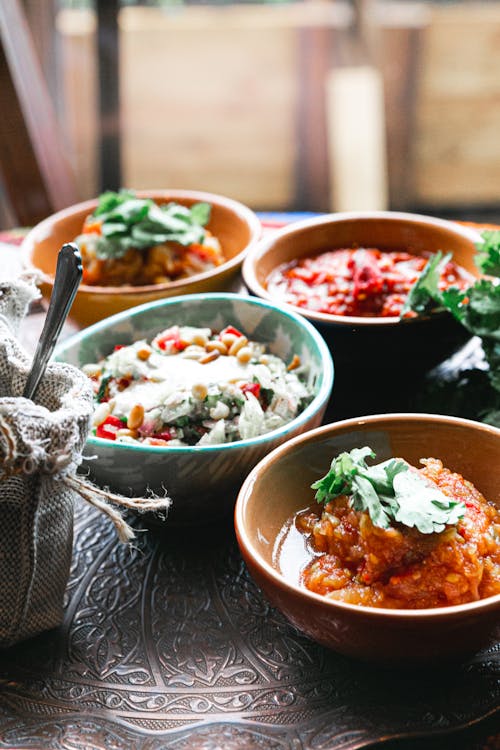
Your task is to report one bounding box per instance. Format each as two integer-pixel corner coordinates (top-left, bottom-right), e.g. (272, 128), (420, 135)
(401, 252), (451, 316)
(475, 230), (500, 277)
(392, 471), (464, 534)
(404, 232), (500, 415)
(312, 446), (465, 534)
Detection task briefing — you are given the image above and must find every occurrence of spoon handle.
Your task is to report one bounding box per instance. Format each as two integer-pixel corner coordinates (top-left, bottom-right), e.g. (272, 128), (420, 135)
(23, 243), (83, 401)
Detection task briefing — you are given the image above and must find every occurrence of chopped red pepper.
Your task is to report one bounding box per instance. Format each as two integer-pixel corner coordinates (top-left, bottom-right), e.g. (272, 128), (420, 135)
(151, 430), (173, 442)
(220, 325), (243, 338)
(96, 414), (124, 440)
(156, 326), (188, 352)
(113, 344), (125, 351)
(240, 382), (261, 399)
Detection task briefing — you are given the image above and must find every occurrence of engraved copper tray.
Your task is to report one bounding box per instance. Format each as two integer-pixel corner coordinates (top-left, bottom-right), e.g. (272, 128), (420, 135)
(0, 500), (498, 750)
(0, 340), (499, 750)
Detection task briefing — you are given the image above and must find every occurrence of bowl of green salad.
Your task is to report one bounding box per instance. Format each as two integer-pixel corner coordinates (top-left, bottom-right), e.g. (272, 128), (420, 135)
(55, 293), (334, 523)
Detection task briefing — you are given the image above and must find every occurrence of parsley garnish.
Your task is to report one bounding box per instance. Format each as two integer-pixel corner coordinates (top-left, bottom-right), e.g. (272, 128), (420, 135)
(96, 375), (111, 402)
(312, 447), (465, 534)
(79, 190), (212, 259)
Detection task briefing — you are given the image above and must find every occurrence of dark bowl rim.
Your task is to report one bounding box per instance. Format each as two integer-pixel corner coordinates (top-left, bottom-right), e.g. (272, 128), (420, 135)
(242, 210), (483, 328)
(54, 291), (334, 453)
(235, 412), (500, 619)
(22, 189), (263, 296)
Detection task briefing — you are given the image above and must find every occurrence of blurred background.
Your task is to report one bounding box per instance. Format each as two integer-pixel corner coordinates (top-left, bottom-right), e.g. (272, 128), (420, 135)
(2, 0), (500, 229)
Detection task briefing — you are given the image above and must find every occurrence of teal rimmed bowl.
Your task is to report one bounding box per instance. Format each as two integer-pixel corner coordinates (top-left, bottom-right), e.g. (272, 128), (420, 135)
(55, 293), (334, 523)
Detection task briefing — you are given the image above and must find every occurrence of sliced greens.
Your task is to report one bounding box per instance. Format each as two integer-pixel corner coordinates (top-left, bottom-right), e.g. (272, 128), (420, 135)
(311, 446), (465, 534)
(79, 190), (212, 259)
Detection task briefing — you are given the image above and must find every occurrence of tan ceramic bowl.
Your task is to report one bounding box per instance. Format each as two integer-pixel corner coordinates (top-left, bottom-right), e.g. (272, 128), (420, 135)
(242, 211), (482, 371)
(235, 414), (500, 665)
(22, 189), (261, 327)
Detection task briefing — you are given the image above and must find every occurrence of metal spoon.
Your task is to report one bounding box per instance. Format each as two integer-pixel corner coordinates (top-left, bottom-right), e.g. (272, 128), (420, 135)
(23, 242), (83, 401)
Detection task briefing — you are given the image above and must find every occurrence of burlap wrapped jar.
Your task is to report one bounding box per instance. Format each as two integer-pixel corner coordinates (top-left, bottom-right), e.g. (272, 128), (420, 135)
(0, 278), (170, 647)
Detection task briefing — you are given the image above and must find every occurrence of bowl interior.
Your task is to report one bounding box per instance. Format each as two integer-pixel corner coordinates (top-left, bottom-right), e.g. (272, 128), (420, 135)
(239, 416), (500, 577)
(245, 213), (481, 322)
(24, 190), (260, 293)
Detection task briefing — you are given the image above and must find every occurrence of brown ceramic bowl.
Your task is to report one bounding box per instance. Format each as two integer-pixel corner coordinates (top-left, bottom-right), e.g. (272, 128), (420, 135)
(242, 211), (482, 373)
(235, 413), (500, 665)
(22, 189), (261, 327)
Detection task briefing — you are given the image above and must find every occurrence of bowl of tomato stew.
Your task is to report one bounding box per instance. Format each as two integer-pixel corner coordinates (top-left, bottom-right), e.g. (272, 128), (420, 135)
(22, 189), (261, 327)
(242, 212), (481, 374)
(235, 413), (500, 664)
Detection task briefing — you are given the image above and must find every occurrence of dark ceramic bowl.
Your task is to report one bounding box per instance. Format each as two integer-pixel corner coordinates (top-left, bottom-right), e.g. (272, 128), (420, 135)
(235, 413), (500, 665)
(242, 211), (482, 375)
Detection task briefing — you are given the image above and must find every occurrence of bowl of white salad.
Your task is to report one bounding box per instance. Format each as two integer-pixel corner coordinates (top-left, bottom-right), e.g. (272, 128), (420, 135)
(55, 293), (334, 523)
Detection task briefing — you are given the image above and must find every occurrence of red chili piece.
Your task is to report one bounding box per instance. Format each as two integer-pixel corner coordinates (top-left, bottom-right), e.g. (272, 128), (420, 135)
(240, 382), (261, 398)
(156, 326), (188, 352)
(96, 415), (124, 440)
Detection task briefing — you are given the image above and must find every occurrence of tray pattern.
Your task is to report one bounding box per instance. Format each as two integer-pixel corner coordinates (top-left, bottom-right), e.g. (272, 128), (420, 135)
(0, 500), (498, 750)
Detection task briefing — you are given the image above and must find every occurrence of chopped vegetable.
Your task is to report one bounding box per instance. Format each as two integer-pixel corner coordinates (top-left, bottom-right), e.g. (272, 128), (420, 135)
(311, 446), (465, 534)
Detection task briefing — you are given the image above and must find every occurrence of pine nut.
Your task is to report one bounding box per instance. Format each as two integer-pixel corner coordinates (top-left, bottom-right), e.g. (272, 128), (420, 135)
(136, 346), (152, 361)
(127, 403), (145, 430)
(206, 340), (228, 355)
(221, 332), (238, 348)
(92, 402), (110, 426)
(116, 428), (139, 439)
(210, 401), (230, 420)
(192, 382), (208, 400)
(236, 346), (252, 364)
(192, 332), (209, 347)
(199, 350), (220, 364)
(228, 335), (248, 356)
(287, 354), (301, 371)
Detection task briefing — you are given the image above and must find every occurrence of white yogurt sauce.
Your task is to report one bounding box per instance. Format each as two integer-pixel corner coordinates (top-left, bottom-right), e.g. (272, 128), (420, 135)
(111, 351), (252, 414)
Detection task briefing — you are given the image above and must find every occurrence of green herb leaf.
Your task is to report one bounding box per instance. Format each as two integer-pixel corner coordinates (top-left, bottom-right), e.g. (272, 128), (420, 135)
(404, 232), (500, 412)
(83, 191), (212, 259)
(475, 230), (500, 277)
(401, 251), (451, 316)
(392, 471), (465, 534)
(312, 446), (465, 534)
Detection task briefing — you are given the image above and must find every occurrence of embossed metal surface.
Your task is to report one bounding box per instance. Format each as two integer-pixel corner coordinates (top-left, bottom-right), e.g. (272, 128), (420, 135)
(0, 321), (499, 749)
(0, 498), (498, 750)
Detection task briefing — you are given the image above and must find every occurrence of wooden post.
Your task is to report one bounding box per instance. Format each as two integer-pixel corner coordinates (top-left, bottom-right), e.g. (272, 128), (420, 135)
(0, 0), (78, 226)
(96, 0), (121, 191)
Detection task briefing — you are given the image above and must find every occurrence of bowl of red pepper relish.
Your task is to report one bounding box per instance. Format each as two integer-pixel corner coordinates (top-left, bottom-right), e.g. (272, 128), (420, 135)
(235, 413), (500, 665)
(266, 247), (468, 318)
(242, 211), (481, 374)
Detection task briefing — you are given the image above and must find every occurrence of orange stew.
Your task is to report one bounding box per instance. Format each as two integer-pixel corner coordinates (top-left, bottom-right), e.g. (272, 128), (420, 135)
(266, 248), (469, 317)
(296, 458), (500, 609)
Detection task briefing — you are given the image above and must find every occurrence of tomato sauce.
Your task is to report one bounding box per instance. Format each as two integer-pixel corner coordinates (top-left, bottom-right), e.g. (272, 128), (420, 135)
(295, 458), (500, 609)
(266, 248), (468, 317)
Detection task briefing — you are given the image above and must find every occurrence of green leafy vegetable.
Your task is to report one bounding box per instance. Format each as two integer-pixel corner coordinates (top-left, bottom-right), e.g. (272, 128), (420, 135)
(401, 251), (451, 316)
(79, 190), (212, 259)
(475, 230), (500, 276)
(403, 231), (500, 426)
(312, 447), (465, 534)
